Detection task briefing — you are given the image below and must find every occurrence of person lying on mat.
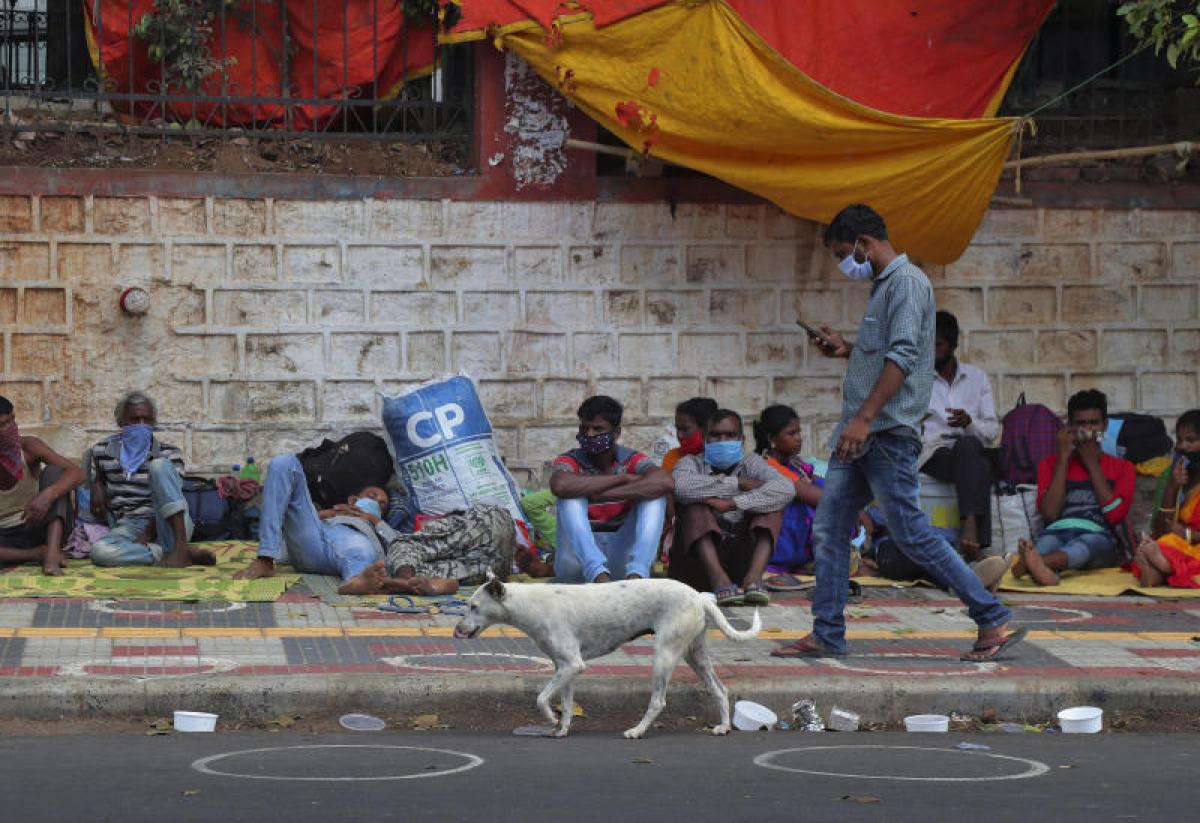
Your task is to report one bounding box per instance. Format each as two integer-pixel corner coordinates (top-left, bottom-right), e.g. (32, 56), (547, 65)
(236, 453), (395, 594)
(90, 392), (215, 568)
(0, 394), (86, 576)
(1133, 409), (1200, 588)
(1013, 389), (1135, 586)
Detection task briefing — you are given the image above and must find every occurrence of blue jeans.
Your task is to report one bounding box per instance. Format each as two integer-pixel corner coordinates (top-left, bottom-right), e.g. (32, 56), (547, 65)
(554, 496), (667, 582)
(1035, 528), (1116, 570)
(257, 454), (381, 582)
(92, 458), (194, 566)
(812, 432), (1011, 653)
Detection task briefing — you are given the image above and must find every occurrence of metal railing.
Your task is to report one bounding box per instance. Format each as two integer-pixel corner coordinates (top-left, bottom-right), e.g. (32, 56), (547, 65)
(1, 1), (472, 146)
(998, 0), (1197, 151)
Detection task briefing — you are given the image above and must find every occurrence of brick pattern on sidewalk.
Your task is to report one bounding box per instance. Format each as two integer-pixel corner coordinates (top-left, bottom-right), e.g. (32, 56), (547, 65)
(0, 587), (1197, 681)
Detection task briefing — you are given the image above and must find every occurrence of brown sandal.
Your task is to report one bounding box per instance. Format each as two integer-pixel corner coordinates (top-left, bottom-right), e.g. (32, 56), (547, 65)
(771, 634), (846, 658)
(960, 627), (1028, 662)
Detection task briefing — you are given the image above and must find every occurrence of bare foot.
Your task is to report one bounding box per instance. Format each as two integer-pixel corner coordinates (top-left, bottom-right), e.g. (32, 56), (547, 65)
(337, 560), (387, 595)
(235, 557), (276, 581)
(33, 545), (67, 576)
(626, 572), (643, 580)
(1019, 538), (1059, 586)
(1134, 547), (1166, 588)
(592, 572), (612, 584)
(1010, 538), (1032, 579)
(407, 576), (460, 596)
(1136, 538), (1171, 587)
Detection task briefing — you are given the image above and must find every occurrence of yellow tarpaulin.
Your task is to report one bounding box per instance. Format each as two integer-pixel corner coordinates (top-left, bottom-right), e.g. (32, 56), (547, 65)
(498, 1), (1018, 264)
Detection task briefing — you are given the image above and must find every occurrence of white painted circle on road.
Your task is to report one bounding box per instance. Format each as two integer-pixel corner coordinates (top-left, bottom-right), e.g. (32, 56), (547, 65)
(191, 744), (484, 781)
(754, 745), (1050, 782)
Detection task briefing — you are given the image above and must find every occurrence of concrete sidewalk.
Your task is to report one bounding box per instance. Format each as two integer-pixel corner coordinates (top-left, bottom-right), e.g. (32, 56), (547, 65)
(1, 584), (1198, 725)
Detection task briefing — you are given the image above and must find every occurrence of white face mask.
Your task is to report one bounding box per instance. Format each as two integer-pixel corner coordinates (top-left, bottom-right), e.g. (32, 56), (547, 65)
(837, 240), (874, 281)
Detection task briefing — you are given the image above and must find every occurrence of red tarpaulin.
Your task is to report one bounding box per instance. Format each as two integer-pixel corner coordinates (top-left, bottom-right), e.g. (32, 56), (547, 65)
(85, 1), (437, 130)
(443, 0), (1054, 119)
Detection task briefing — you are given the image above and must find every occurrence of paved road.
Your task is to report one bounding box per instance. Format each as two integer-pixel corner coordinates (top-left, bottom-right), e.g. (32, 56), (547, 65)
(2, 729), (1195, 821)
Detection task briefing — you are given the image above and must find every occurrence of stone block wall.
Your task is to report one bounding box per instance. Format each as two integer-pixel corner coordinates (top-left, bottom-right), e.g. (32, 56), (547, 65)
(2, 194), (1198, 480)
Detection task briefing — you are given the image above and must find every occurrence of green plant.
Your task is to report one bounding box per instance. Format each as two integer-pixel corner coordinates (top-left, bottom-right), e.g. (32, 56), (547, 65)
(131, 0), (241, 92)
(1117, 0), (1200, 75)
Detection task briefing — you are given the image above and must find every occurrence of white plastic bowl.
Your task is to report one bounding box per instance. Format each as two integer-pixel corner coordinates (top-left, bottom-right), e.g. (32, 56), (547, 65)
(1057, 706), (1103, 734)
(904, 714), (950, 732)
(733, 700), (778, 731)
(173, 711), (218, 732)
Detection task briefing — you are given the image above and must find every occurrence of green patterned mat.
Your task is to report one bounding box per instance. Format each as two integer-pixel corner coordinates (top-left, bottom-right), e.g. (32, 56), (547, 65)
(0, 541), (300, 602)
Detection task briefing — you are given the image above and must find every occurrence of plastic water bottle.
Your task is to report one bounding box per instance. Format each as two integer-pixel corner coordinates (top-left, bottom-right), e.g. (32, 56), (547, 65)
(239, 457), (261, 483)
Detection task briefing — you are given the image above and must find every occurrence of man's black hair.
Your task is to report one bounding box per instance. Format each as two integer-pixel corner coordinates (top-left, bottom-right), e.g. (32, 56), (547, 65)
(822, 204), (888, 247)
(1176, 409), (1200, 435)
(1067, 389), (1108, 422)
(707, 408), (743, 433)
(0, 396), (12, 416)
(935, 310), (960, 349)
(577, 395), (623, 428)
(675, 397), (719, 428)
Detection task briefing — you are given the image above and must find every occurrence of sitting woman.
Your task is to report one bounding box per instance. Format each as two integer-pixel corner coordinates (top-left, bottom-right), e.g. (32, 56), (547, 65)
(1134, 410), (1200, 588)
(754, 405), (872, 589)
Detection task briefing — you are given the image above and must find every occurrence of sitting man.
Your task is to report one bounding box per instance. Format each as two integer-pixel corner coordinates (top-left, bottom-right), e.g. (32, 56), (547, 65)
(671, 409), (794, 605)
(1014, 389), (1135, 586)
(90, 392), (215, 567)
(919, 311), (1000, 558)
(0, 394), (86, 576)
(549, 395), (674, 583)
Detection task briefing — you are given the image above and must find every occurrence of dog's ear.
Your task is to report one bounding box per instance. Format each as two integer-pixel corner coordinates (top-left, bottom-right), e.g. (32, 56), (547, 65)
(485, 575), (506, 601)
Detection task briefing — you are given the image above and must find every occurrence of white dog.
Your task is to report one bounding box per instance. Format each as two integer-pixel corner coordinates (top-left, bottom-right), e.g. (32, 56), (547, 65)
(453, 575), (761, 739)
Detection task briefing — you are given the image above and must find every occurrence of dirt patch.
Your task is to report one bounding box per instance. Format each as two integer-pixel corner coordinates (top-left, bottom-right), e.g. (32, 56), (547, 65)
(0, 128), (464, 176)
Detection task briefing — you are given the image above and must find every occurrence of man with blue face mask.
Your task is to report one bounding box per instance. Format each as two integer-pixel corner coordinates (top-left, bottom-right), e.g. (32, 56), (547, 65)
(671, 410), (794, 606)
(90, 392), (215, 567)
(549, 395), (674, 583)
(774, 204), (1023, 663)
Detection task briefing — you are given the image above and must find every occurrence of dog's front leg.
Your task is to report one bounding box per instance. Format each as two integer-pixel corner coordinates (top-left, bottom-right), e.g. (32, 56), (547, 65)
(552, 680), (577, 738)
(535, 659), (584, 731)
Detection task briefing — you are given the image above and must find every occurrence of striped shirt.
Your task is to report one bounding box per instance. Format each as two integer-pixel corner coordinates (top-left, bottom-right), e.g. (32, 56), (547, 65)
(551, 444), (652, 524)
(671, 452), (794, 525)
(832, 254), (935, 449)
(92, 433), (186, 521)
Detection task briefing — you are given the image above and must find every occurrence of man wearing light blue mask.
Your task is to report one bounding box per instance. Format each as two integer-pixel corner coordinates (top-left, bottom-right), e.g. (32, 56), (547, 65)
(775, 204), (1023, 663)
(236, 451), (393, 594)
(671, 410), (794, 606)
(90, 391), (215, 568)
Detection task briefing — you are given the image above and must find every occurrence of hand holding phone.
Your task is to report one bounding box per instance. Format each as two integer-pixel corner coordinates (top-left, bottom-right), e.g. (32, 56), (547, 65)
(796, 320), (832, 346)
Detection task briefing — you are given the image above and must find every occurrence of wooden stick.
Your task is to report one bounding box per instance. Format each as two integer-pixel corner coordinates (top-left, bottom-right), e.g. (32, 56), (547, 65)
(990, 195), (1034, 207)
(1003, 140), (1194, 170)
(564, 137), (635, 159)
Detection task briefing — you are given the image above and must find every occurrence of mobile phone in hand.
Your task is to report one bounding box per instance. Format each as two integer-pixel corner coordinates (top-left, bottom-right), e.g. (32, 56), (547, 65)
(796, 320), (833, 347)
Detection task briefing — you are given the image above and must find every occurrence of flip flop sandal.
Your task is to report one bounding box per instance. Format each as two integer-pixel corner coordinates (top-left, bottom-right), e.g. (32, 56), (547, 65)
(960, 627), (1029, 662)
(763, 573), (812, 592)
(742, 584), (770, 606)
(714, 585), (743, 607)
(379, 595), (470, 616)
(770, 635), (847, 658)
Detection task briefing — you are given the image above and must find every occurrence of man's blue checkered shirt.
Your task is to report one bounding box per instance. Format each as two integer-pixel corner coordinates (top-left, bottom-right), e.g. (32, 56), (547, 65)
(830, 253), (936, 449)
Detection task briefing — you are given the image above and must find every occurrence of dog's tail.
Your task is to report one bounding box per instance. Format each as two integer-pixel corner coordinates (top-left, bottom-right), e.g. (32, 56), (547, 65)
(702, 599), (762, 642)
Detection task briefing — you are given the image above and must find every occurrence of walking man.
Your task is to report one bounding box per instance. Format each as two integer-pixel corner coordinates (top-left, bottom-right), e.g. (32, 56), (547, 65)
(772, 204), (1024, 662)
